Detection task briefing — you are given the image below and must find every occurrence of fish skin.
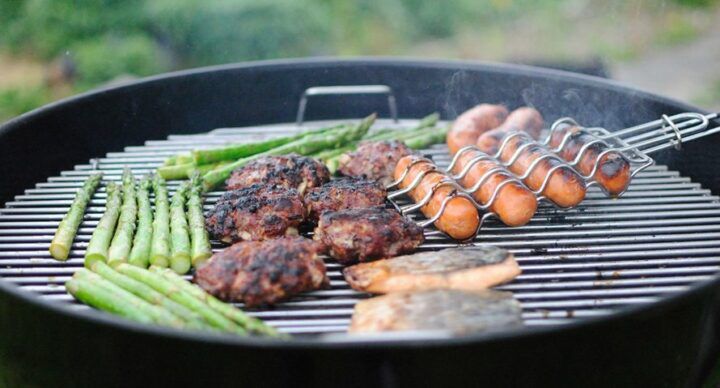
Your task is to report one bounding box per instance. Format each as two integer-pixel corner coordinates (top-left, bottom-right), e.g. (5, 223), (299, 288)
(349, 289), (524, 335)
(343, 245), (520, 294)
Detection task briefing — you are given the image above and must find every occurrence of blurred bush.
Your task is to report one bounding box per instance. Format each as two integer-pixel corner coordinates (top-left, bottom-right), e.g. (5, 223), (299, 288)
(0, 87), (52, 121)
(0, 0), (529, 85)
(147, 0), (330, 65)
(72, 34), (167, 89)
(0, 0), (717, 121)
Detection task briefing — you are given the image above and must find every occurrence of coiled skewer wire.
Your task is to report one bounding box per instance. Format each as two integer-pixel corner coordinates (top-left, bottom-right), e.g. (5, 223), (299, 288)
(387, 111), (720, 240)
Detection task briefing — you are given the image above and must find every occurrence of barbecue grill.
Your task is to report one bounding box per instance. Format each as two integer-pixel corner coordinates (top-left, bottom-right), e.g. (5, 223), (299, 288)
(1, 58), (719, 387)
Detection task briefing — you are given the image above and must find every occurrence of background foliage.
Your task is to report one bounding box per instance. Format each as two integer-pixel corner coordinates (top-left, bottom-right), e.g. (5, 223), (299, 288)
(0, 0), (718, 121)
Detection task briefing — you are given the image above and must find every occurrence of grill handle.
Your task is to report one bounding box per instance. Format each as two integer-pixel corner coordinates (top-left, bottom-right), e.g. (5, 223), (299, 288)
(296, 85), (398, 125)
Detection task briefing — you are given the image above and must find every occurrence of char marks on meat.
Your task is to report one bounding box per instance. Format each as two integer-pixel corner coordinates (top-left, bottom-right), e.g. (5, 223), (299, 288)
(205, 184), (305, 243)
(349, 289), (523, 335)
(226, 154), (330, 194)
(313, 206), (424, 265)
(304, 178), (387, 222)
(194, 237), (329, 307)
(343, 246), (521, 294)
(338, 141), (414, 186)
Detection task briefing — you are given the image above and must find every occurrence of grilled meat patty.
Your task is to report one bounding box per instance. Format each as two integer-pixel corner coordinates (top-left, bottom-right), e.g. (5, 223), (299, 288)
(313, 206), (424, 265)
(344, 246), (521, 294)
(205, 184), (306, 243)
(226, 154), (330, 194)
(349, 289), (523, 335)
(337, 141), (414, 186)
(304, 178), (387, 222)
(194, 237), (329, 307)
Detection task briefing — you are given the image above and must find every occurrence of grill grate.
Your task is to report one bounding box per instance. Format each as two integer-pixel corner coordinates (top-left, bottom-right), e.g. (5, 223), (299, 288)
(1, 119), (720, 336)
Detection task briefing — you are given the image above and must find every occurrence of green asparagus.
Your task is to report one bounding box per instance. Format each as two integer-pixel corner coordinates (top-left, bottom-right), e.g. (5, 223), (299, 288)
(151, 267), (284, 337)
(312, 144), (356, 161)
(115, 263), (245, 334)
(85, 182), (122, 268)
(318, 127), (435, 168)
(202, 114), (376, 190)
(72, 268), (185, 328)
(170, 181), (191, 274)
(175, 153), (194, 165)
(190, 124), (346, 165)
(313, 113), (440, 164)
(50, 173), (102, 260)
(188, 175), (212, 267)
(403, 126), (450, 149)
(66, 277), (154, 324)
(128, 176), (153, 268)
(157, 163), (196, 180)
(91, 262), (208, 329)
(323, 121), (446, 173)
(107, 168), (138, 268)
(150, 175), (171, 268)
(162, 155), (177, 167)
(156, 160), (232, 181)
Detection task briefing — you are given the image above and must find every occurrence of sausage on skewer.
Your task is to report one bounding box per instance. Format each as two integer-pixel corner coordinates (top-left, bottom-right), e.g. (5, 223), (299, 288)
(476, 107), (544, 155)
(447, 104), (509, 155)
(450, 148), (537, 226)
(548, 123), (631, 197)
(497, 135), (586, 208)
(394, 156), (480, 241)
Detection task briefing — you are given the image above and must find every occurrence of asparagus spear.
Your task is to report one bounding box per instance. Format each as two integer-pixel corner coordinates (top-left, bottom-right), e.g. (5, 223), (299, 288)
(312, 144), (356, 161)
(190, 124), (346, 165)
(188, 175), (212, 267)
(313, 113), (440, 163)
(66, 277), (154, 324)
(162, 155), (177, 167)
(323, 125), (445, 173)
(150, 267), (284, 338)
(115, 263), (245, 334)
(175, 153), (193, 165)
(71, 268), (185, 328)
(404, 126), (450, 149)
(128, 176), (153, 268)
(150, 175), (171, 268)
(85, 182), (122, 268)
(107, 168), (138, 268)
(91, 262), (208, 329)
(169, 181), (191, 274)
(157, 160), (231, 181)
(202, 114), (376, 190)
(157, 163), (195, 180)
(50, 173), (102, 260)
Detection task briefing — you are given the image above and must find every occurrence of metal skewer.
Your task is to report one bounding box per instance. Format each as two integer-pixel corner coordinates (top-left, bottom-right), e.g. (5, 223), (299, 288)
(387, 111), (720, 241)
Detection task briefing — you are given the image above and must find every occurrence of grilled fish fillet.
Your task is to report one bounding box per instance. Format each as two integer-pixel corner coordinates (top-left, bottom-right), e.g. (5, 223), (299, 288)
(349, 289), (523, 335)
(343, 246), (520, 294)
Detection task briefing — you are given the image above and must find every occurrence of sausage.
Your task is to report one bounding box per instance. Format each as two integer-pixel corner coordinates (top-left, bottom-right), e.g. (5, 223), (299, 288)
(450, 148), (537, 226)
(476, 107), (544, 155)
(549, 124), (631, 197)
(394, 156), (480, 241)
(498, 136), (586, 208)
(447, 104), (509, 154)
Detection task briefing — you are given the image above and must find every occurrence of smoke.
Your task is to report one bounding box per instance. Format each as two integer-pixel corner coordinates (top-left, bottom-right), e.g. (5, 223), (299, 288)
(441, 70), (477, 119)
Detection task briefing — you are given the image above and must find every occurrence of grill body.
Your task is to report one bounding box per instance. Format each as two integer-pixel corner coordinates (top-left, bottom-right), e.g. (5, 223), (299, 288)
(1, 58), (720, 387)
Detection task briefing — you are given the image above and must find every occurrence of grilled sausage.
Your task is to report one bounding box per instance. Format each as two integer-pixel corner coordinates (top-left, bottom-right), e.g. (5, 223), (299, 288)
(447, 104), (509, 154)
(548, 124), (631, 197)
(498, 135), (586, 208)
(450, 148), (537, 226)
(394, 156), (480, 241)
(476, 107), (544, 155)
